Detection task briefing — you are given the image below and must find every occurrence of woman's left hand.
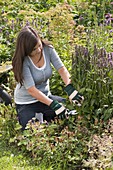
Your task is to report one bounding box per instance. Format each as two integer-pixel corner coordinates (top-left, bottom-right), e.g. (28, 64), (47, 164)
(64, 84), (84, 106)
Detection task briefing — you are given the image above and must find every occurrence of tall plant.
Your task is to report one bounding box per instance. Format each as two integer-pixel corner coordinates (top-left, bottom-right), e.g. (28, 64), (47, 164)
(72, 44), (113, 124)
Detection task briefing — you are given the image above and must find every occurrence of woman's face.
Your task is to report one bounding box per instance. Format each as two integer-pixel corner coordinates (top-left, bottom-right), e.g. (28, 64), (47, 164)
(30, 39), (42, 57)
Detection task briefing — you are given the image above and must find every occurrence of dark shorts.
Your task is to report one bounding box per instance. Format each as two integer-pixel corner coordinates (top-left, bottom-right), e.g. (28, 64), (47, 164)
(16, 95), (66, 130)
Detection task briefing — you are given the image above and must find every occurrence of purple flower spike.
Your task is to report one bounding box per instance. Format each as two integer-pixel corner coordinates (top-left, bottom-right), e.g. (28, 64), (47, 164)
(110, 52), (113, 59)
(26, 20), (30, 26)
(16, 18), (19, 22)
(105, 13), (112, 19)
(109, 29), (113, 33)
(109, 60), (113, 66)
(6, 30), (9, 35)
(1, 10), (4, 14)
(108, 53), (111, 61)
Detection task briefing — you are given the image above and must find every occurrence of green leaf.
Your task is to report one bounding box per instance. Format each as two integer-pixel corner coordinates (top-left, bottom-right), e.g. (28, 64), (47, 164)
(86, 88), (92, 93)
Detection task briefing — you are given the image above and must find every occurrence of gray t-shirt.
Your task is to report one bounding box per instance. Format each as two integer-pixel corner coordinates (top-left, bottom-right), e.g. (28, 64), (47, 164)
(14, 45), (64, 104)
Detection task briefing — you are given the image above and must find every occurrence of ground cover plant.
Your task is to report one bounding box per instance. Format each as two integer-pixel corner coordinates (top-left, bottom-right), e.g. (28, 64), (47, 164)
(0, 0), (113, 169)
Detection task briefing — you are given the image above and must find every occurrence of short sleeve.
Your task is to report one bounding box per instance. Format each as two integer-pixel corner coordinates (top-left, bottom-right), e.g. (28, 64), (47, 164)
(22, 61), (35, 89)
(49, 47), (64, 70)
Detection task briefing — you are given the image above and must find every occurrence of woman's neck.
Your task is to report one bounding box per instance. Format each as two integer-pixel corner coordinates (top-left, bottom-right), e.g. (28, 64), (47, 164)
(30, 52), (43, 64)
(29, 52), (45, 68)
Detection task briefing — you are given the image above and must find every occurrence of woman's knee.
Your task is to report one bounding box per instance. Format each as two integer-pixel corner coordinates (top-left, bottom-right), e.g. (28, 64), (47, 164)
(16, 104), (35, 130)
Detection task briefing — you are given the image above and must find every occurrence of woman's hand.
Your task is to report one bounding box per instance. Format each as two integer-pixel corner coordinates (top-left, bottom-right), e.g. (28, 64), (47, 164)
(64, 84), (84, 106)
(50, 100), (69, 119)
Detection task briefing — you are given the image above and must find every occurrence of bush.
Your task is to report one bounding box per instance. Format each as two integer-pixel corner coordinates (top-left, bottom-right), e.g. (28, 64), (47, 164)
(10, 117), (90, 169)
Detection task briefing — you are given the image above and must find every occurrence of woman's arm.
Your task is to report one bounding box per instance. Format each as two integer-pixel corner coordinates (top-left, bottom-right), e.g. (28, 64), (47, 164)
(27, 86), (69, 119)
(27, 86), (53, 106)
(58, 66), (84, 106)
(58, 66), (71, 86)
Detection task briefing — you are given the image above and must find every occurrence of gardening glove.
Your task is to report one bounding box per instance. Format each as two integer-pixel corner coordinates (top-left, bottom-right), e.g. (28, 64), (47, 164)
(64, 84), (84, 106)
(50, 100), (69, 119)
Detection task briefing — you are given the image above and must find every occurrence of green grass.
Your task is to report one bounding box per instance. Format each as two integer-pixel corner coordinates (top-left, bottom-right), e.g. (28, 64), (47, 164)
(0, 140), (52, 170)
(0, 141), (35, 170)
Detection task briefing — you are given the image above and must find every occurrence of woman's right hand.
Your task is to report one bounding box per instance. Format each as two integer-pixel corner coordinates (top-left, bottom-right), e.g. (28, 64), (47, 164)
(50, 100), (68, 119)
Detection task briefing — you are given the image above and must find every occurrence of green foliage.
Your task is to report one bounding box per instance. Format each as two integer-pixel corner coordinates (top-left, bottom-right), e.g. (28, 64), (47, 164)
(72, 0), (113, 27)
(0, 104), (17, 142)
(0, 138), (44, 170)
(25, 0), (65, 12)
(86, 25), (113, 52)
(0, 44), (11, 63)
(10, 117), (90, 169)
(0, 103), (112, 169)
(72, 45), (113, 123)
(0, 0), (74, 64)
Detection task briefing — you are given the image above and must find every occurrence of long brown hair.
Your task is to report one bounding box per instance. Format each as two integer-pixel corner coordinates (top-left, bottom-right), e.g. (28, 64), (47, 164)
(12, 26), (52, 85)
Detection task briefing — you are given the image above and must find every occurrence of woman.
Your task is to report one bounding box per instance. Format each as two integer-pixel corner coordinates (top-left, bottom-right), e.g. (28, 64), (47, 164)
(12, 26), (84, 130)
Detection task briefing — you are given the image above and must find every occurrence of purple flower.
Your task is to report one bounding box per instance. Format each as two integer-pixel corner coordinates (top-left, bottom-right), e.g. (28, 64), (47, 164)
(107, 53), (113, 66)
(2, 26), (5, 29)
(84, 48), (88, 57)
(105, 13), (112, 19)
(79, 16), (84, 21)
(109, 29), (113, 33)
(108, 53), (111, 60)
(1, 10), (4, 14)
(26, 20), (30, 26)
(110, 52), (113, 59)
(105, 19), (112, 25)
(109, 60), (113, 66)
(5, 30), (9, 35)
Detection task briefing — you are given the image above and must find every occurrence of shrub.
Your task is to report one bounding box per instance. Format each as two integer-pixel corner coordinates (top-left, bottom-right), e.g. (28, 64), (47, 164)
(10, 117), (91, 169)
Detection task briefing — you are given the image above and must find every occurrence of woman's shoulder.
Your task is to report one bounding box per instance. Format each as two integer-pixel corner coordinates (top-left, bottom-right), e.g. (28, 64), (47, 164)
(48, 44), (54, 48)
(43, 44), (54, 55)
(23, 56), (30, 66)
(43, 44), (54, 50)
